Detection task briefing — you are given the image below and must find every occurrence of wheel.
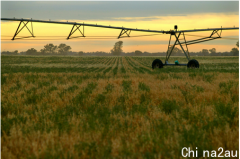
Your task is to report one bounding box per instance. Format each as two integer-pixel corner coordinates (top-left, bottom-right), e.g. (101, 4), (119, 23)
(187, 59), (199, 68)
(152, 59), (163, 69)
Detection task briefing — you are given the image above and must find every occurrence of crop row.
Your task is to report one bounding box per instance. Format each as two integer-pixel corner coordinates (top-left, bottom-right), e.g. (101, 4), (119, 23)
(2, 56), (239, 74)
(1, 55), (239, 158)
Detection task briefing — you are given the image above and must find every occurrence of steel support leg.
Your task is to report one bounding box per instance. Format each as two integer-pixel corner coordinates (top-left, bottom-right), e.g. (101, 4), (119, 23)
(67, 24), (85, 39)
(165, 32), (181, 63)
(182, 32), (190, 59)
(165, 32), (191, 63)
(12, 21), (34, 40)
(175, 33), (190, 61)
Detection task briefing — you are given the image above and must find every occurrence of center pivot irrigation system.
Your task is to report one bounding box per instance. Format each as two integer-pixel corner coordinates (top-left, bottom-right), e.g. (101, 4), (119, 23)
(1, 18), (239, 69)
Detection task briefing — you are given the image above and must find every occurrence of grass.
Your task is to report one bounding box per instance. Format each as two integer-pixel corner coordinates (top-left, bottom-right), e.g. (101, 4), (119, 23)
(1, 55), (239, 158)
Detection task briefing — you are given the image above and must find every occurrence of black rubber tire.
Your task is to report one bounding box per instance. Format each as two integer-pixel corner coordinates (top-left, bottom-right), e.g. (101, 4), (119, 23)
(187, 59), (199, 68)
(152, 59), (163, 69)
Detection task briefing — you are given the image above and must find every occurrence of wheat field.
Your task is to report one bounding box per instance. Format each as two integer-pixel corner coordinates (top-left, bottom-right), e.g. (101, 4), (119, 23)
(1, 56), (239, 158)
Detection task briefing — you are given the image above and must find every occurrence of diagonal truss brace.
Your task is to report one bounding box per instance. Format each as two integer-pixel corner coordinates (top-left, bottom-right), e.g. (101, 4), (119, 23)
(67, 24), (85, 39)
(165, 32), (190, 63)
(118, 29), (131, 39)
(177, 29), (222, 46)
(165, 29), (222, 63)
(12, 20), (34, 40)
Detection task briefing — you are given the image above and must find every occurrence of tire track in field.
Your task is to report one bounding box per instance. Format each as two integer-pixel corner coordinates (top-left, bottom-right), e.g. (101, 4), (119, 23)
(106, 57), (119, 76)
(128, 57), (152, 73)
(121, 57), (137, 74)
(133, 57), (153, 68)
(102, 57), (115, 73)
(125, 57), (143, 73)
(112, 57), (119, 76)
(84, 57), (108, 73)
(75, 57), (101, 73)
(118, 57), (126, 74)
(117, 57), (122, 74)
(99, 57), (116, 74)
(136, 57), (156, 68)
(80, 57), (110, 73)
(93, 57), (113, 73)
(125, 57), (149, 74)
(131, 57), (151, 69)
(102, 57), (117, 74)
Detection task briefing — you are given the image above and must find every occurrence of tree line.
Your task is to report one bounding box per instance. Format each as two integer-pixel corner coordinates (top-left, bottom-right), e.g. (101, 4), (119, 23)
(27, 43), (72, 55)
(110, 41), (239, 56)
(1, 43), (72, 55)
(1, 41), (239, 56)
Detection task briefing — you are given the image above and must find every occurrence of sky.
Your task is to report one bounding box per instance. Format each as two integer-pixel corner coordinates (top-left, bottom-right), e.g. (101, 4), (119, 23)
(1, 1), (239, 53)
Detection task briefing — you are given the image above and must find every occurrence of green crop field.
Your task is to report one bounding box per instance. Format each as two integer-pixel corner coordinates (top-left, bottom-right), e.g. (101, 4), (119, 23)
(1, 55), (239, 158)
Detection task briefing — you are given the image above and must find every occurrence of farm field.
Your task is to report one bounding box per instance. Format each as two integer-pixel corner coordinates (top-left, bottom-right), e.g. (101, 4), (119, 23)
(1, 55), (239, 158)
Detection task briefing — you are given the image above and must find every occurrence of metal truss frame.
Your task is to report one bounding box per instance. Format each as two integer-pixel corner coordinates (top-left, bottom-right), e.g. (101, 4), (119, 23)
(12, 20), (35, 40)
(67, 24), (85, 39)
(165, 29), (222, 63)
(118, 29), (131, 39)
(5, 18), (237, 69)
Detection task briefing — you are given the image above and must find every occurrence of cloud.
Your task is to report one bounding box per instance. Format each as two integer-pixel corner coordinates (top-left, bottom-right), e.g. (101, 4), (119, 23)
(112, 16), (162, 21)
(1, 1), (239, 21)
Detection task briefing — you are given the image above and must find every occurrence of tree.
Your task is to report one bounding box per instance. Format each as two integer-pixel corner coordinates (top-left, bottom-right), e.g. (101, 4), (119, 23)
(13, 50), (18, 54)
(231, 48), (239, 56)
(58, 43), (71, 55)
(202, 49), (209, 56)
(111, 41), (123, 56)
(209, 48), (216, 56)
(41, 43), (57, 54)
(167, 46), (182, 55)
(78, 51), (84, 56)
(40, 49), (46, 55)
(26, 48), (37, 55)
(135, 50), (142, 56)
(229, 41), (239, 56)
